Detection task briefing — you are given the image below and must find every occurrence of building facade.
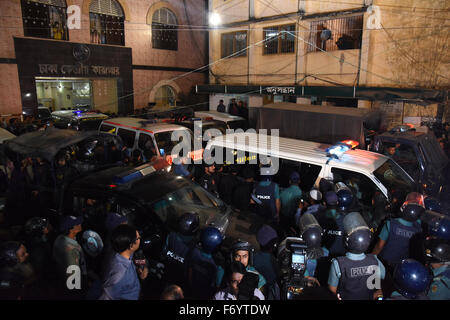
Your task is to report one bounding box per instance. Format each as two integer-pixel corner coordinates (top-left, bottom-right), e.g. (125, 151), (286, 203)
(0, 0), (208, 118)
(199, 0), (449, 127)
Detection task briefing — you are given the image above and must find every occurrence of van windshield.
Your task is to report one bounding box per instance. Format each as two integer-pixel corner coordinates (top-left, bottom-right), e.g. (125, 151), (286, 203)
(374, 158), (415, 195)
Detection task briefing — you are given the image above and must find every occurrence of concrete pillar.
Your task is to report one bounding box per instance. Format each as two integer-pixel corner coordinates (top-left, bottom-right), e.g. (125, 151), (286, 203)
(248, 95), (263, 128)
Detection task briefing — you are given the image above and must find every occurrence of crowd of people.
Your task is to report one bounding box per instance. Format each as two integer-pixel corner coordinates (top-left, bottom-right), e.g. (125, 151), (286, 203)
(216, 98), (249, 120)
(0, 111), (448, 301)
(1, 148), (448, 300)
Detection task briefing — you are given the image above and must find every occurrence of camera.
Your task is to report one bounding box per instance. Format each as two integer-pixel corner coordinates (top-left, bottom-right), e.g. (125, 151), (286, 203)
(277, 237), (310, 300)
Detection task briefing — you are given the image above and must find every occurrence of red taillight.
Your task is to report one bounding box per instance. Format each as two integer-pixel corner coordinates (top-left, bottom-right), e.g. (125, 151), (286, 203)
(109, 184), (117, 188)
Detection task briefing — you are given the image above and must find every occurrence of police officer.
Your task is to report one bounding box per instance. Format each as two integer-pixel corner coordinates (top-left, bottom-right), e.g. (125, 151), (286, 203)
(280, 172), (303, 231)
(319, 189), (349, 258)
(389, 259), (431, 300)
(253, 225), (280, 300)
(372, 193), (424, 272)
(0, 241), (36, 299)
(298, 213), (330, 286)
(197, 163), (219, 198)
(23, 217), (54, 286)
(186, 226), (223, 299)
(232, 166), (255, 212)
(251, 166), (280, 224)
(161, 212), (200, 292)
(424, 238), (450, 300)
(218, 164), (240, 205)
(328, 212), (385, 300)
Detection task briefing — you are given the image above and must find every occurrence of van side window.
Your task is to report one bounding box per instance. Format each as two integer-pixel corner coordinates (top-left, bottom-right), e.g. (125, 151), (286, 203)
(331, 168), (379, 206)
(100, 124), (116, 134)
(274, 159), (321, 191)
(117, 128), (136, 149)
(138, 133), (157, 160)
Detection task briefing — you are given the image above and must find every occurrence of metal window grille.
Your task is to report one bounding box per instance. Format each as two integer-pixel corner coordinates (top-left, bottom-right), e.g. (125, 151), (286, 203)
(29, 0), (66, 7)
(307, 15), (363, 53)
(151, 8), (178, 51)
(89, 0), (124, 45)
(221, 31), (247, 58)
(22, 0), (68, 40)
(264, 24), (295, 55)
(89, 0), (124, 17)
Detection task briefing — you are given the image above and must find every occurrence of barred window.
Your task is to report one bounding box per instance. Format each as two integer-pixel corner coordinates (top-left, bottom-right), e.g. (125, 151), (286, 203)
(263, 24), (295, 55)
(21, 0), (68, 40)
(152, 8), (178, 51)
(89, 0), (125, 46)
(221, 31), (247, 58)
(307, 15), (363, 53)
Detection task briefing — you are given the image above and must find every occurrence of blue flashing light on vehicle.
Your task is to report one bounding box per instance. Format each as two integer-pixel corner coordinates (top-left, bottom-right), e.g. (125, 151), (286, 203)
(112, 164), (157, 184)
(326, 140), (359, 159)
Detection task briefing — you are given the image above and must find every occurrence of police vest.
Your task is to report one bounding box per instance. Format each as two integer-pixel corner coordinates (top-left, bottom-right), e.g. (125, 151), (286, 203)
(253, 182), (277, 220)
(336, 254), (379, 300)
(379, 219), (421, 265)
(163, 232), (194, 287)
(323, 214), (346, 258)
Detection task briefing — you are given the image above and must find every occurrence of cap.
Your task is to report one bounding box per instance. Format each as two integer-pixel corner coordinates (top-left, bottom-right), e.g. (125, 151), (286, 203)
(309, 189), (322, 201)
(105, 212), (128, 232)
(289, 171), (300, 183)
(325, 191), (338, 206)
(256, 225), (278, 247)
(59, 215), (83, 232)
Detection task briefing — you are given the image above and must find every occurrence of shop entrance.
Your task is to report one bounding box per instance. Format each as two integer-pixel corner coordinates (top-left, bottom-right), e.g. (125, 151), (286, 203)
(35, 77), (119, 113)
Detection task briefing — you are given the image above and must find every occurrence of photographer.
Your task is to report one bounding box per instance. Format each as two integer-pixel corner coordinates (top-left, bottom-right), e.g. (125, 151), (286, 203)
(213, 261), (264, 300)
(99, 224), (148, 300)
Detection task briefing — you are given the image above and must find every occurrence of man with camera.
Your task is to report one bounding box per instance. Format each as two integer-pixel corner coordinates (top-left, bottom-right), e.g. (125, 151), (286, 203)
(214, 261), (265, 300)
(99, 224), (148, 300)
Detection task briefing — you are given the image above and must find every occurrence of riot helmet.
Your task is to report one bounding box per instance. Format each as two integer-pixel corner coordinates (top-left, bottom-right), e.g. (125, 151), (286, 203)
(424, 197), (441, 213)
(298, 213), (323, 249)
(400, 204), (425, 222)
(81, 230), (104, 258)
(424, 238), (450, 264)
(336, 183), (353, 212)
(24, 217), (49, 239)
(259, 165), (275, 181)
(400, 192), (425, 222)
(76, 139), (99, 162)
(393, 259), (432, 299)
(178, 212), (200, 236)
(428, 216), (450, 240)
(231, 240), (254, 267)
(200, 227), (223, 253)
(0, 241), (21, 268)
(343, 212), (372, 254)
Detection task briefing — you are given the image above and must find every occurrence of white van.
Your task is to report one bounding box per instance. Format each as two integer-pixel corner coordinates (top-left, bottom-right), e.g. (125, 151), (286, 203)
(99, 117), (202, 162)
(194, 111), (249, 131)
(205, 132), (416, 208)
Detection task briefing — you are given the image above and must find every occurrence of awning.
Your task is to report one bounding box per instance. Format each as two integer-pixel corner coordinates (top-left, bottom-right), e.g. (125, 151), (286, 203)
(195, 85), (446, 103)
